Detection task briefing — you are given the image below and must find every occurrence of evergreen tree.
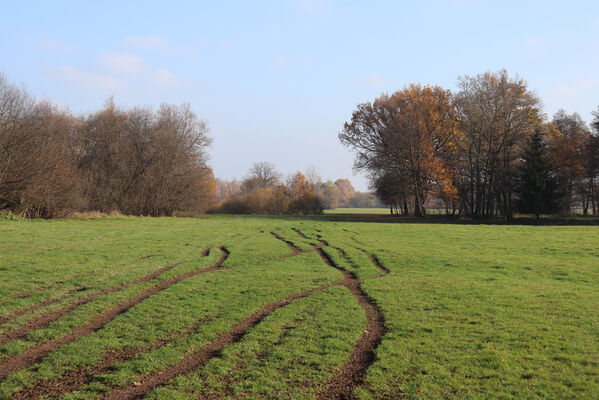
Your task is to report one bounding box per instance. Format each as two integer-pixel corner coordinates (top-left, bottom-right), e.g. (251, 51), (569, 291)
(515, 131), (562, 220)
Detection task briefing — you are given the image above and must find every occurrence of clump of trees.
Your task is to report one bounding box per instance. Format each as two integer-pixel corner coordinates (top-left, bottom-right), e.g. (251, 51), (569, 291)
(209, 162), (323, 215)
(340, 70), (599, 219)
(0, 74), (214, 218)
(212, 163), (382, 215)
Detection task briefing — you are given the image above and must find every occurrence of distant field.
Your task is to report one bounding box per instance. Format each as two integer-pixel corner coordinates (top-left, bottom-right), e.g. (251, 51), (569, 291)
(1, 215), (598, 399)
(324, 208), (390, 214)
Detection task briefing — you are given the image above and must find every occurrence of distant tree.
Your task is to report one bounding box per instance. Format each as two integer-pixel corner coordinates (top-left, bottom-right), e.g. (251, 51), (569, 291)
(372, 171), (410, 215)
(304, 166), (322, 191)
(319, 180), (340, 209)
(244, 162), (282, 190)
(591, 106), (599, 135)
(215, 178), (242, 201)
(547, 110), (590, 215)
(334, 179), (355, 206)
(347, 192), (381, 208)
(515, 131), (562, 220)
(288, 171), (312, 198)
(583, 135), (599, 215)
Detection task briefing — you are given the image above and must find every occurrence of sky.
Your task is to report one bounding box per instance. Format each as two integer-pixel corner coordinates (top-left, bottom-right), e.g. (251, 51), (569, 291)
(1, 1), (598, 190)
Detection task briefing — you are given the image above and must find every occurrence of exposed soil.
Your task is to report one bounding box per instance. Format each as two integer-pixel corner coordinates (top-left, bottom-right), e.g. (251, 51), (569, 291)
(365, 252), (390, 275)
(270, 232), (303, 255)
(0, 248), (225, 379)
(291, 227), (388, 400)
(6, 271), (95, 301)
(6, 230), (389, 399)
(11, 316), (215, 400)
(0, 256), (199, 347)
(291, 227), (308, 239)
(314, 244), (386, 400)
(0, 298), (60, 326)
(100, 281), (339, 400)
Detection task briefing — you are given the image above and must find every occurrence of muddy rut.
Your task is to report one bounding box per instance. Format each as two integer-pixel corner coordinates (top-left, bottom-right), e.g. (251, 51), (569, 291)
(0, 257), (197, 346)
(11, 316), (216, 400)
(0, 248), (227, 379)
(101, 282), (340, 400)
(7, 229), (389, 399)
(289, 228), (388, 400)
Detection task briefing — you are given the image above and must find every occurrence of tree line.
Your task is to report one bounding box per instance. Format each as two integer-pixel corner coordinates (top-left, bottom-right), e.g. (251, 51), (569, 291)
(340, 70), (599, 219)
(0, 74), (214, 218)
(211, 162), (380, 215)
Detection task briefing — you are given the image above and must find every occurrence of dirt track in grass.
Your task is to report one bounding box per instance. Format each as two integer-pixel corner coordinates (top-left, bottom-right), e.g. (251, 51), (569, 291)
(100, 281), (342, 400)
(0, 248), (226, 379)
(11, 316), (216, 400)
(0, 257), (198, 347)
(286, 228), (388, 400)
(6, 229), (389, 399)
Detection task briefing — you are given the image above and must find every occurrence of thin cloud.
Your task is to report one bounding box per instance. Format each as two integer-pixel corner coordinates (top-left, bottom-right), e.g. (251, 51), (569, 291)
(54, 66), (126, 92)
(101, 53), (149, 74)
(274, 55), (290, 69)
(153, 68), (180, 87)
(295, 0), (332, 15)
(122, 35), (170, 51)
(554, 77), (599, 98)
(365, 74), (387, 87)
(38, 38), (72, 51)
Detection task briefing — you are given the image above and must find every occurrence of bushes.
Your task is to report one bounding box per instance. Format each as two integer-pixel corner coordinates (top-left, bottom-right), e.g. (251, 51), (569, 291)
(209, 188), (322, 215)
(0, 74), (214, 218)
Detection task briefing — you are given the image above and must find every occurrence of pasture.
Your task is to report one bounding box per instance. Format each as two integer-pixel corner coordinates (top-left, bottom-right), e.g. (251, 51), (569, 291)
(0, 215), (598, 399)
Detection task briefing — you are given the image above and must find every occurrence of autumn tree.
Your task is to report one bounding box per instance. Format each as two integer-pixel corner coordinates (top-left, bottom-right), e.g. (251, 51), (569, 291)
(334, 179), (355, 206)
(587, 109), (599, 214)
(287, 171), (322, 214)
(340, 84), (457, 216)
(454, 70), (541, 220)
(546, 110), (590, 215)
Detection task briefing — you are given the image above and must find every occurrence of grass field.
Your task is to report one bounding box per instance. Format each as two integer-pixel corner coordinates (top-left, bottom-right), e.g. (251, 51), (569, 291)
(0, 215), (598, 399)
(324, 208), (391, 215)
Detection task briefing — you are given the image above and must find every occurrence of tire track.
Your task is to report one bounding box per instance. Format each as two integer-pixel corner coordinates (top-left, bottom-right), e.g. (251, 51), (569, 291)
(359, 249), (391, 276)
(290, 228), (387, 400)
(0, 248), (225, 379)
(270, 232), (303, 255)
(0, 250), (211, 346)
(100, 282), (341, 400)
(7, 241), (318, 396)
(5, 272), (95, 302)
(11, 316), (216, 400)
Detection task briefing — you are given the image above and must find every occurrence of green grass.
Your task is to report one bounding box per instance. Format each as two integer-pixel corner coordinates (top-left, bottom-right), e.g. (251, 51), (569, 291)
(324, 208), (390, 215)
(0, 216), (598, 399)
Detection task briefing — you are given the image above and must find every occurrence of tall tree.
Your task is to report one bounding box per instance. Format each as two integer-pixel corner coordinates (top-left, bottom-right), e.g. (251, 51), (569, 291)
(515, 131), (562, 219)
(340, 84), (456, 216)
(547, 110), (590, 215)
(454, 70), (541, 220)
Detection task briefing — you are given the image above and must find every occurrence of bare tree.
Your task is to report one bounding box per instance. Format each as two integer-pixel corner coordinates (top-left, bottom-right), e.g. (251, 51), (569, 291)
(77, 100), (213, 216)
(454, 70), (541, 220)
(0, 74), (81, 217)
(244, 162), (282, 191)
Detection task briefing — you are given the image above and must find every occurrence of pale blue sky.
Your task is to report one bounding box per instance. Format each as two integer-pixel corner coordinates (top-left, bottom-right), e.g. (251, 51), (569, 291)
(2, 1), (598, 190)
